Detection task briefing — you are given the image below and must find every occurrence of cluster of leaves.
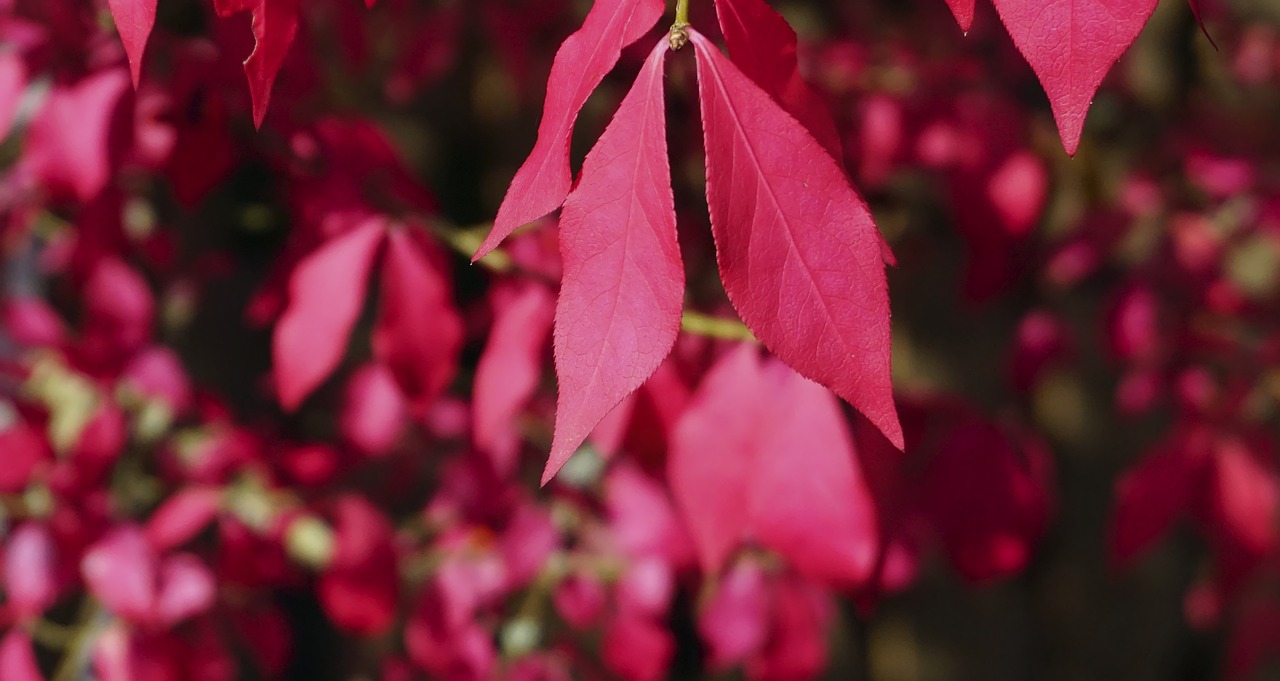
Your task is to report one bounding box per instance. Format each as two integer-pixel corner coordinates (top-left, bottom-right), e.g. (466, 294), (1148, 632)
(0, 0), (1279, 679)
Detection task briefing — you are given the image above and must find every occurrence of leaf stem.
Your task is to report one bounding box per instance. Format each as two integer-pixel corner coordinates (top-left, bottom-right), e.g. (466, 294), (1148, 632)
(669, 0), (690, 50)
(680, 311), (756, 342)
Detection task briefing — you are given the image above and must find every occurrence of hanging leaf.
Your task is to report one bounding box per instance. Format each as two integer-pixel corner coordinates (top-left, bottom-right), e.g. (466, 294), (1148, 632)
(691, 29), (902, 449)
(545, 40), (681, 483)
(990, 0), (1157, 155)
(712, 0), (842, 158)
(478, 0), (665, 259)
(106, 0), (157, 86)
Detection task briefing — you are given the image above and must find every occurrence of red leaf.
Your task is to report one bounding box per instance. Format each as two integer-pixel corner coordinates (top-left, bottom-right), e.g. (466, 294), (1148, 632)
(943, 0), (976, 32)
(1108, 432), (1207, 568)
(472, 283), (555, 474)
(691, 30), (902, 449)
(477, 0), (665, 258)
(668, 346), (879, 587)
(990, 0), (1157, 155)
(544, 39), (681, 483)
(372, 231), (462, 414)
(711, 0), (842, 158)
(274, 221), (385, 410)
(1187, 0), (1217, 49)
(0, 424), (48, 493)
(106, 0), (156, 87)
(244, 0), (300, 128)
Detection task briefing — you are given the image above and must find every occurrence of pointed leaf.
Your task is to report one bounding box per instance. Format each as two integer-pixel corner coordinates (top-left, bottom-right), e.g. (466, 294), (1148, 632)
(107, 0), (157, 87)
(245, 0), (300, 128)
(1187, 0), (1217, 49)
(274, 221), (385, 410)
(691, 30), (902, 449)
(712, 0), (842, 158)
(372, 231), (463, 413)
(990, 0), (1157, 155)
(944, 0), (976, 32)
(669, 346), (879, 586)
(545, 40), (681, 483)
(477, 0), (665, 258)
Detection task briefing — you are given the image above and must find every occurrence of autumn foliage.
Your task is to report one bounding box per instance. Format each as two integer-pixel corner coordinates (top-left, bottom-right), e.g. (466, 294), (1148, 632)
(1, 0), (1279, 679)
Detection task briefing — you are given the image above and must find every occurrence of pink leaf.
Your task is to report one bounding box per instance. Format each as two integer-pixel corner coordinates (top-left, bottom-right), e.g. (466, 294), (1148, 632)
(668, 346), (879, 587)
(4, 523), (57, 619)
(711, 0), (842, 158)
(0, 631), (42, 681)
(154, 554), (217, 625)
(106, 0), (157, 87)
(274, 221), (385, 410)
(146, 487), (223, 550)
(339, 363), (407, 457)
(691, 30), (902, 449)
(990, 0), (1157, 155)
(472, 283), (555, 474)
(944, 0), (976, 32)
(22, 70), (130, 201)
(372, 231), (462, 414)
(82, 526), (156, 623)
(545, 40), (681, 483)
(477, 0), (665, 258)
(601, 613), (673, 681)
(699, 560), (769, 669)
(244, 0), (300, 128)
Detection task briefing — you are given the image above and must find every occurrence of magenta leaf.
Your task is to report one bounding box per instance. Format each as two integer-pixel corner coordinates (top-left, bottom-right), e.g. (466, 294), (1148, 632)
(274, 221), (386, 410)
(668, 345), (879, 587)
(544, 40), (681, 483)
(245, 0), (300, 128)
(472, 282), (556, 474)
(1108, 433), (1205, 568)
(22, 71), (130, 201)
(944, 0), (976, 32)
(154, 554), (217, 626)
(990, 0), (1157, 155)
(711, 0), (842, 158)
(82, 526), (157, 623)
(0, 631), (42, 681)
(4, 523), (57, 619)
(106, 0), (156, 87)
(691, 30), (903, 449)
(477, 0), (665, 259)
(372, 230), (463, 414)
